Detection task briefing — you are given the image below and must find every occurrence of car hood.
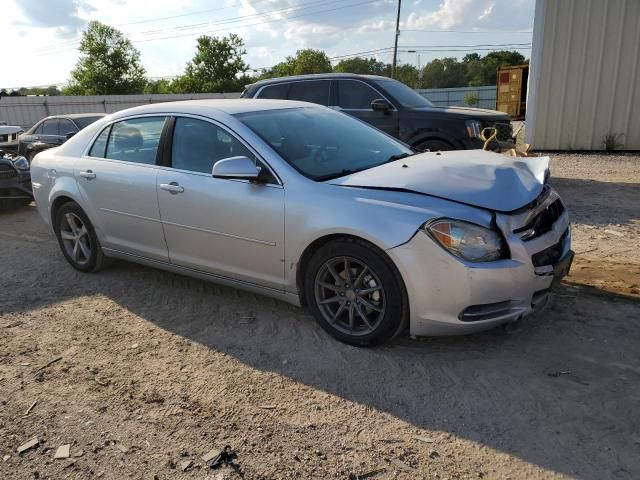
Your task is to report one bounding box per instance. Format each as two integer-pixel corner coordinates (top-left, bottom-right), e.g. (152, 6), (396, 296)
(0, 125), (23, 134)
(411, 105), (510, 120)
(328, 149), (550, 212)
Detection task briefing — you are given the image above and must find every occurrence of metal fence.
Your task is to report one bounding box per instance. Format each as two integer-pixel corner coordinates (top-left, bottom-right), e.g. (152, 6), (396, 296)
(417, 86), (497, 109)
(0, 93), (241, 129)
(0, 86), (498, 129)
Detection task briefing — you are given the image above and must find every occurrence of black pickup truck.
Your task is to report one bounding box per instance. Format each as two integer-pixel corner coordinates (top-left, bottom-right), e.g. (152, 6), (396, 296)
(242, 73), (513, 152)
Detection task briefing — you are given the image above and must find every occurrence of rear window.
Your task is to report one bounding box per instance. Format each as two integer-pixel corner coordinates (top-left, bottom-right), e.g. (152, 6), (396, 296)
(287, 80), (330, 106)
(75, 116), (104, 130)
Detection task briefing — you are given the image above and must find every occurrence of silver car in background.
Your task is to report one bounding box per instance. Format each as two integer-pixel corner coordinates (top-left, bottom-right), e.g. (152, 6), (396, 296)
(31, 100), (572, 346)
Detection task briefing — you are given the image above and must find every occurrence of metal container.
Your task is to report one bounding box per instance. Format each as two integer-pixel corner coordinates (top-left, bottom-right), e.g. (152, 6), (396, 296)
(496, 65), (529, 120)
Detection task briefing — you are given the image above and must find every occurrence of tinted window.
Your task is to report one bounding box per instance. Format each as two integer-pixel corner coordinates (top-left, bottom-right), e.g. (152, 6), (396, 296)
(236, 107), (412, 181)
(337, 80), (380, 109)
(105, 117), (165, 165)
(59, 119), (78, 136)
(34, 122), (45, 135)
(89, 126), (111, 158)
(376, 79), (433, 108)
(172, 117), (255, 174)
(256, 83), (289, 99)
(75, 116), (104, 129)
(287, 81), (330, 106)
(41, 119), (59, 135)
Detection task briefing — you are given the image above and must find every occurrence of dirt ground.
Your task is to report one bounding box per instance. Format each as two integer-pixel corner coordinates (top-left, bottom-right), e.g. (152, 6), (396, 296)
(1, 154), (639, 480)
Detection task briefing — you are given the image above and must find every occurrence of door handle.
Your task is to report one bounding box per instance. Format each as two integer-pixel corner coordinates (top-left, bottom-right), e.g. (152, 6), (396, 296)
(159, 182), (184, 194)
(79, 170), (96, 180)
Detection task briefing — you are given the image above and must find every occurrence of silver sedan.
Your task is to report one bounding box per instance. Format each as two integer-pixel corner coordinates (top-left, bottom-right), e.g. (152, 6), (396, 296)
(30, 100), (572, 346)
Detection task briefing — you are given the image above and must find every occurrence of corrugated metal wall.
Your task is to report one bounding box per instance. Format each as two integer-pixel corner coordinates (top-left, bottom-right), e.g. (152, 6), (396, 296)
(527, 0), (640, 150)
(0, 93), (241, 129)
(418, 86), (496, 109)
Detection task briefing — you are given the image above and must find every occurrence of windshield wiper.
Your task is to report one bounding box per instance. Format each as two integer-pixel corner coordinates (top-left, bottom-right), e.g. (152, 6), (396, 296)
(383, 152), (414, 164)
(316, 169), (360, 181)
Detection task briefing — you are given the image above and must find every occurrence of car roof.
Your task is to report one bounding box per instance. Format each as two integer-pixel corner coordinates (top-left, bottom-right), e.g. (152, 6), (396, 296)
(108, 99), (319, 119)
(245, 73), (391, 89)
(46, 113), (107, 120)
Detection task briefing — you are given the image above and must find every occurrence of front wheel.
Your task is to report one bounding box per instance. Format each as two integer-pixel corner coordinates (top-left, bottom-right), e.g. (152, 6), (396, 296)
(304, 239), (408, 346)
(54, 202), (109, 273)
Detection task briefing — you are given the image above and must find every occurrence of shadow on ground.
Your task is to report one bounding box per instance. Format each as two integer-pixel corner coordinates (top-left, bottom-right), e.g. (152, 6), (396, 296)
(2, 207), (640, 479)
(551, 177), (639, 226)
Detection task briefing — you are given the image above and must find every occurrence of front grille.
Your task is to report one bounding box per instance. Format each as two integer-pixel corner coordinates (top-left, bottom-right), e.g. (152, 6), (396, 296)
(531, 229), (569, 267)
(514, 199), (565, 241)
(0, 164), (18, 179)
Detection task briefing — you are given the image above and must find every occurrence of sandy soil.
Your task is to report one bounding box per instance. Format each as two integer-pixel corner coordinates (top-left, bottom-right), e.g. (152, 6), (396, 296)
(1, 154), (639, 480)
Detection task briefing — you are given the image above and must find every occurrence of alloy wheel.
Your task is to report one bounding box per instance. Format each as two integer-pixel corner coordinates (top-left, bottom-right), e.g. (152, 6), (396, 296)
(59, 212), (92, 266)
(314, 256), (386, 336)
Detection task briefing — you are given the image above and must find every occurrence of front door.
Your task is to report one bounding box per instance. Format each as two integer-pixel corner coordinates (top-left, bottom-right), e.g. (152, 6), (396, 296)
(157, 116), (285, 289)
(332, 79), (400, 137)
(75, 115), (169, 261)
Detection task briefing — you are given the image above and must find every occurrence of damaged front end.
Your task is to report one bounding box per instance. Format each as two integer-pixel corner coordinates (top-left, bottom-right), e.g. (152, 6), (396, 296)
(0, 150), (33, 208)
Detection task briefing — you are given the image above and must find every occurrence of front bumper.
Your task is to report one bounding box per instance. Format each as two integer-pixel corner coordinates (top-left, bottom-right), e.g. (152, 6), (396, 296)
(388, 196), (571, 336)
(0, 171), (33, 200)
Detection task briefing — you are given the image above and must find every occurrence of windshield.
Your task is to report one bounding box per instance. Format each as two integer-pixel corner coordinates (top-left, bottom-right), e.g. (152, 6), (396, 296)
(376, 79), (434, 108)
(235, 107), (413, 181)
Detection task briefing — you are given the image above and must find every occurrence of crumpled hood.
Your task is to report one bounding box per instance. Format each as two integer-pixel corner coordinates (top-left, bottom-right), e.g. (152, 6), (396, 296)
(328, 149), (550, 213)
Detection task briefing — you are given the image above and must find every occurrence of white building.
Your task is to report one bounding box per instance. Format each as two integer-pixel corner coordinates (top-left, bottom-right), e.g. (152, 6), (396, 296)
(526, 0), (640, 150)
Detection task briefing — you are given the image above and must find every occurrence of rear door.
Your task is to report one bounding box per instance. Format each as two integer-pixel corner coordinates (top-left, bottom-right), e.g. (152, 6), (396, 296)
(333, 79), (400, 137)
(75, 115), (169, 261)
(156, 116), (285, 289)
(287, 80), (331, 106)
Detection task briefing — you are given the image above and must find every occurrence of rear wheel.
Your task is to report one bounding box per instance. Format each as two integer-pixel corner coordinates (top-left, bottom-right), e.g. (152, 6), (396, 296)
(304, 238), (408, 346)
(415, 139), (454, 152)
(54, 202), (108, 272)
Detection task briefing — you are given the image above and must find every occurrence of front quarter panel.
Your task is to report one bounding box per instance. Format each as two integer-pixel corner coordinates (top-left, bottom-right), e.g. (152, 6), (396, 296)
(284, 181), (494, 293)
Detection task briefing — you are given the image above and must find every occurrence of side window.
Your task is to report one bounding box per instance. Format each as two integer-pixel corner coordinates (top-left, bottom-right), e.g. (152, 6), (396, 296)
(287, 80), (330, 106)
(41, 119), (59, 135)
(172, 117), (256, 174)
(105, 116), (166, 165)
(34, 122), (45, 135)
(89, 125), (111, 158)
(59, 119), (78, 136)
(257, 83), (289, 99)
(337, 80), (380, 110)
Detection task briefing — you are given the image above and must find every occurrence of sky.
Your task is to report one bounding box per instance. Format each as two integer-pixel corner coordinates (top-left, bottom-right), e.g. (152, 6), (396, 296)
(2, 0), (535, 89)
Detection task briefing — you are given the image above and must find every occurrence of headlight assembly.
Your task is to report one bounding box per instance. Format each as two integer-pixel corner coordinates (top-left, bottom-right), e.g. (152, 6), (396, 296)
(425, 218), (507, 262)
(465, 119), (482, 139)
(12, 156), (30, 171)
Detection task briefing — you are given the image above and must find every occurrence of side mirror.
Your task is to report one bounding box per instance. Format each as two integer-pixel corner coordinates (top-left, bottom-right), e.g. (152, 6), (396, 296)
(212, 156), (261, 180)
(65, 132), (77, 140)
(371, 98), (392, 112)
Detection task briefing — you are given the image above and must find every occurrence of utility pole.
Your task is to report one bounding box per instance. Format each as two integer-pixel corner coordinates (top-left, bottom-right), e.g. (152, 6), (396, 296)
(392, 0), (402, 78)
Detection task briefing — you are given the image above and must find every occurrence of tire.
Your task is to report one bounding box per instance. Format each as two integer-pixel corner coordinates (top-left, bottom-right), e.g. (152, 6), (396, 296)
(54, 201), (109, 273)
(304, 238), (408, 347)
(415, 139), (455, 152)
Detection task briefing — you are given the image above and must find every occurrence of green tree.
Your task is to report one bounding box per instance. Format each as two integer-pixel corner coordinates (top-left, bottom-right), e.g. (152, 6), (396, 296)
(172, 34), (249, 93)
(421, 57), (467, 89)
(66, 21), (146, 95)
(273, 49), (332, 76)
(333, 56), (386, 75)
(143, 79), (175, 94)
(466, 50), (527, 86)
